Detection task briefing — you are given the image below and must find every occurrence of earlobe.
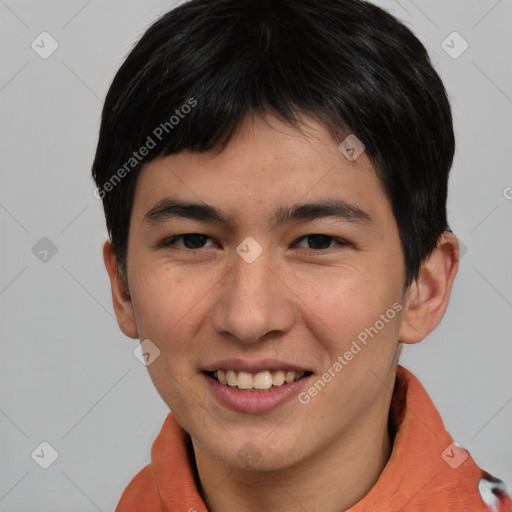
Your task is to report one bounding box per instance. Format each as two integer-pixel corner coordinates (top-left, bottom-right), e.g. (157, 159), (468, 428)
(398, 232), (459, 344)
(102, 240), (139, 339)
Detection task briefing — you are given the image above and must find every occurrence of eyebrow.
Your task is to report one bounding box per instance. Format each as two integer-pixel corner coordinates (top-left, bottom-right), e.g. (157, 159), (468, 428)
(144, 198), (372, 229)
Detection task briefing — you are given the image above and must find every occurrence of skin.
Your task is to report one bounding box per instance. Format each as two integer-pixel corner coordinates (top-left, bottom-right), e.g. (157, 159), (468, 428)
(104, 113), (459, 512)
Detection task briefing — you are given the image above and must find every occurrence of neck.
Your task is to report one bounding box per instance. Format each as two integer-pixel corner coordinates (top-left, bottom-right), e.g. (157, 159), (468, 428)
(192, 388), (394, 512)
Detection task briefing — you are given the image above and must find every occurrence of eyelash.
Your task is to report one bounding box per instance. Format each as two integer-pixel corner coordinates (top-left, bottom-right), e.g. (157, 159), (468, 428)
(159, 233), (349, 254)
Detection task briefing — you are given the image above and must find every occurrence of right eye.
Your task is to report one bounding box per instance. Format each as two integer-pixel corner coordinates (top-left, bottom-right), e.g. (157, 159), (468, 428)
(161, 233), (218, 250)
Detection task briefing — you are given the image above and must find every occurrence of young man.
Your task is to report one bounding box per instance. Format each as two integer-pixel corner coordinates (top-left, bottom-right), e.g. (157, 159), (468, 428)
(92, 0), (511, 510)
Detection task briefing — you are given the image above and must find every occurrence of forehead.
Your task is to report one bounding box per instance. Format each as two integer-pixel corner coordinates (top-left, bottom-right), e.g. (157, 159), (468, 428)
(131, 115), (392, 231)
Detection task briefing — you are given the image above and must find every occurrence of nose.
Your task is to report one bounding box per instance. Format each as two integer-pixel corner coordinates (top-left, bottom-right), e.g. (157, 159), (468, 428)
(212, 246), (296, 344)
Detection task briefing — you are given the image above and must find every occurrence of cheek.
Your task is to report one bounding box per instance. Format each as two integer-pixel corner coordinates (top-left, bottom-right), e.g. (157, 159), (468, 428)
(293, 263), (402, 366)
(131, 265), (221, 360)
(294, 268), (377, 343)
(130, 269), (185, 345)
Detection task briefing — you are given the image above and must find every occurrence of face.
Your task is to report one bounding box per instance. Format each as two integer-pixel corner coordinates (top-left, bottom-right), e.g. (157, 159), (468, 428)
(123, 114), (408, 471)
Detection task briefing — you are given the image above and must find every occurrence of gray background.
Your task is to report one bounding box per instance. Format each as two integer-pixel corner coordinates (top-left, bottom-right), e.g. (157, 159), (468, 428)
(1, 0), (511, 510)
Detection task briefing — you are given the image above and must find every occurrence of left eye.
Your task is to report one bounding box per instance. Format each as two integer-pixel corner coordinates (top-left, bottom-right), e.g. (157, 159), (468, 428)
(294, 234), (345, 250)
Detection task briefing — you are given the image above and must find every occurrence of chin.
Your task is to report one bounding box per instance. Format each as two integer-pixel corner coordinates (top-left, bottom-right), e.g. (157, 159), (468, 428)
(207, 435), (310, 473)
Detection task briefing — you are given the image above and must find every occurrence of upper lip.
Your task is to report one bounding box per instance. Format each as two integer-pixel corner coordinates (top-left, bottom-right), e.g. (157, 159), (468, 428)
(203, 358), (311, 373)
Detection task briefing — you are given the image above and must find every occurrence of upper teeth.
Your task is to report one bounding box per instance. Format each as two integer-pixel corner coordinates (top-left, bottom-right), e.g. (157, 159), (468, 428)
(214, 370), (306, 390)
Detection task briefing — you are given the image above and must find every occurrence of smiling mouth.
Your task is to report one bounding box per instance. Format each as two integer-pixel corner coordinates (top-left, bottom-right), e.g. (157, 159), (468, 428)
(205, 369), (312, 392)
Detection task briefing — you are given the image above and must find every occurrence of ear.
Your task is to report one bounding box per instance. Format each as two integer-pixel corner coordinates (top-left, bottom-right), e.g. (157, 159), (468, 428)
(398, 231), (459, 344)
(103, 240), (139, 339)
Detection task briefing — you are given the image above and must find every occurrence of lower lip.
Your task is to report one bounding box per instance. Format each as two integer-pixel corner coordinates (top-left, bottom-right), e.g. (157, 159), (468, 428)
(204, 373), (311, 414)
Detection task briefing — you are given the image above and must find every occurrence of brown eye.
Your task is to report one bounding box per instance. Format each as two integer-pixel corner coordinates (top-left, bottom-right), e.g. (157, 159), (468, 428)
(295, 235), (347, 251)
(162, 233), (215, 250)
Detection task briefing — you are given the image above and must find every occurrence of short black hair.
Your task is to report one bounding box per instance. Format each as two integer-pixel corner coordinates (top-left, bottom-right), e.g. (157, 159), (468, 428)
(92, 0), (455, 289)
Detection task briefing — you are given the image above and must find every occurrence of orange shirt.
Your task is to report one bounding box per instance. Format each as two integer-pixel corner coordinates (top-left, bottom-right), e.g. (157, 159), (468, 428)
(116, 366), (511, 511)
